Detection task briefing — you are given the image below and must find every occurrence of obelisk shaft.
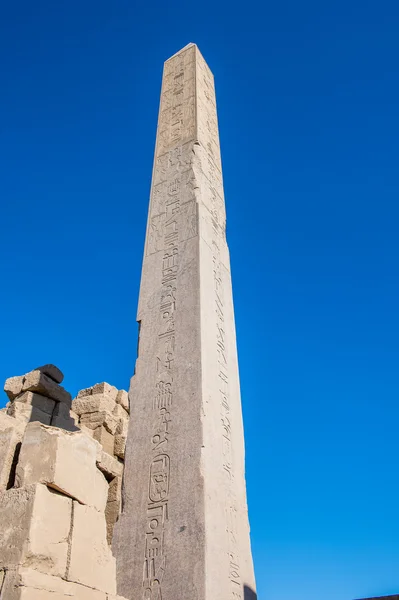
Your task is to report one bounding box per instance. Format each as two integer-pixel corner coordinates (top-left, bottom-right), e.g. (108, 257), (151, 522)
(113, 44), (256, 600)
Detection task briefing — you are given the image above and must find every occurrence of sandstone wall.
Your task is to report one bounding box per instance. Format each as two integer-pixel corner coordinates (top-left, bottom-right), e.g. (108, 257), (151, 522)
(0, 365), (129, 600)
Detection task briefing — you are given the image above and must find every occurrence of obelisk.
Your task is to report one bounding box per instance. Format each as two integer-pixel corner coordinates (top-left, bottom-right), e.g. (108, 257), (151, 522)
(113, 43), (256, 600)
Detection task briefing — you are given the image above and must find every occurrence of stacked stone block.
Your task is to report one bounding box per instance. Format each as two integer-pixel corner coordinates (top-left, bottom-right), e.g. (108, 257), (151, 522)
(3, 364), (76, 432)
(0, 367), (129, 600)
(0, 421), (127, 599)
(71, 383), (130, 542)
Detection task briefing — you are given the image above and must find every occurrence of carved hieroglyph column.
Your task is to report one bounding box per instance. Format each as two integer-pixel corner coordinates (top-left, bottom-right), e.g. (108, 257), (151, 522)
(113, 43), (257, 600)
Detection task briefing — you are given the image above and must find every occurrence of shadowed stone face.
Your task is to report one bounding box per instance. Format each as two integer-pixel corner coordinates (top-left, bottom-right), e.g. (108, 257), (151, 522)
(112, 43), (256, 600)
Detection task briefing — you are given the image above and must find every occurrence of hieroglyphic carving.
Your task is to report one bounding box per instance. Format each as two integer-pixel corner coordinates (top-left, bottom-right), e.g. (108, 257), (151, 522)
(212, 236), (242, 599)
(195, 45), (242, 597)
(147, 214), (165, 255)
(180, 199), (198, 241)
(142, 45), (201, 599)
(141, 44), (246, 600)
(156, 48), (196, 157)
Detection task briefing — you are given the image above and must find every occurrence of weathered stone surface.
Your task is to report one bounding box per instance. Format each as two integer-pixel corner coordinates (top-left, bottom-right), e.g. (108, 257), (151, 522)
(0, 411), (25, 487)
(22, 371), (71, 406)
(70, 410), (79, 424)
(0, 423), (24, 490)
(92, 382), (118, 401)
(105, 498), (120, 546)
(0, 405), (24, 426)
(50, 415), (79, 432)
(35, 364), (64, 384)
(80, 411), (118, 435)
(112, 403), (129, 423)
(93, 425), (114, 455)
(0, 428), (20, 490)
(115, 412), (128, 437)
(68, 501), (116, 594)
(16, 423), (108, 512)
(113, 434), (126, 459)
(49, 402), (78, 432)
(80, 423), (94, 438)
(105, 477), (122, 545)
(0, 484), (71, 577)
(96, 450), (123, 479)
(77, 382), (118, 401)
(112, 44), (257, 600)
(116, 390), (129, 412)
(72, 394), (116, 417)
(107, 476), (122, 504)
(51, 402), (69, 419)
(76, 387), (92, 398)
(50, 402), (78, 432)
(14, 567), (107, 599)
(25, 486), (71, 577)
(4, 375), (25, 401)
(7, 402), (52, 426)
(18, 587), (66, 600)
(13, 391), (56, 416)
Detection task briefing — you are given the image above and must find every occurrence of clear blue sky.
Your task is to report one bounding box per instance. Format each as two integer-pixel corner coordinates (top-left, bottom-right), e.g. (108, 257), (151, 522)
(1, 2), (398, 599)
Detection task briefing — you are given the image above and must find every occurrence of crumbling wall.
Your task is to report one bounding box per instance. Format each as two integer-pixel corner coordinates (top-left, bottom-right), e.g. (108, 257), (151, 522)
(71, 383), (129, 543)
(0, 365), (129, 600)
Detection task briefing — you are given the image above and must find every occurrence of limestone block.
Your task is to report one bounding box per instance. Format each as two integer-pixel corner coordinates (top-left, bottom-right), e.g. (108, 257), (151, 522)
(0, 484), (71, 577)
(92, 382), (118, 401)
(4, 375), (25, 401)
(105, 477), (122, 545)
(16, 423), (108, 512)
(25, 486), (71, 577)
(96, 450), (123, 479)
(35, 364), (64, 384)
(22, 371), (71, 406)
(50, 415), (79, 432)
(0, 427), (22, 490)
(105, 498), (120, 545)
(115, 413), (128, 437)
(0, 568), (20, 600)
(18, 588), (66, 600)
(50, 403), (78, 432)
(93, 425), (114, 455)
(72, 394), (116, 417)
(0, 413), (25, 490)
(13, 391), (56, 415)
(80, 411), (119, 435)
(114, 434), (126, 459)
(116, 389), (129, 412)
(14, 567), (107, 599)
(80, 424), (94, 438)
(68, 501), (116, 594)
(0, 410), (24, 432)
(76, 387), (92, 398)
(17, 568), (69, 594)
(107, 475), (122, 503)
(51, 402), (69, 419)
(70, 410), (79, 424)
(113, 403), (129, 423)
(7, 402), (52, 426)
(77, 382), (118, 402)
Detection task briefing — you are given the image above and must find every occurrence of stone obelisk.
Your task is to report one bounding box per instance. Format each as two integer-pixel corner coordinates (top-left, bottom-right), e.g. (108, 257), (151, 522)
(113, 43), (256, 600)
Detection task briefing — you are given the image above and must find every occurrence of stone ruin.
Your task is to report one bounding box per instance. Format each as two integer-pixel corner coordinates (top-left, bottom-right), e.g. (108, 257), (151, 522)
(0, 44), (258, 600)
(0, 364), (129, 599)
